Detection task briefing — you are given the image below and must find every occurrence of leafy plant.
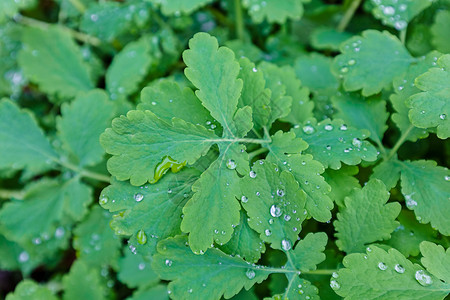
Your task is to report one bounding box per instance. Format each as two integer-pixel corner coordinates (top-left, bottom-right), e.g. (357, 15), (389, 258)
(0, 0), (449, 299)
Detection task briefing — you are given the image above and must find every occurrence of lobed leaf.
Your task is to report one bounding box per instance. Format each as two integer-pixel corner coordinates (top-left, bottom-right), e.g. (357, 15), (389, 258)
(62, 261), (106, 300)
(242, 0), (305, 24)
(6, 280), (57, 300)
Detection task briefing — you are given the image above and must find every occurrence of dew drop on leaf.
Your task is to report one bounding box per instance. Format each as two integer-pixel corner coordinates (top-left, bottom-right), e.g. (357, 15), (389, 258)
(99, 195), (108, 205)
(284, 214), (291, 221)
(352, 138), (362, 148)
(378, 262), (387, 270)
(249, 170), (257, 178)
(165, 259), (172, 266)
(241, 195), (248, 203)
(134, 193), (144, 202)
(302, 125), (315, 134)
(324, 124), (333, 131)
(226, 159), (237, 170)
(281, 239), (292, 251)
(415, 270), (433, 286)
(136, 229), (147, 245)
(276, 189), (285, 197)
(439, 114), (446, 120)
(330, 280), (340, 290)
(265, 229), (272, 236)
(270, 205), (282, 217)
(394, 264), (405, 274)
(138, 263), (145, 270)
(245, 269), (256, 279)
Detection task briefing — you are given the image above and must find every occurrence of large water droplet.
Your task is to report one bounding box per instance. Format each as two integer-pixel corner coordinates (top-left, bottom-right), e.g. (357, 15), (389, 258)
(276, 189), (285, 197)
(226, 159), (237, 170)
(19, 251), (29, 263)
(383, 6), (395, 15)
(415, 270), (433, 286)
(99, 195), (108, 205)
(439, 114), (446, 120)
(270, 205), (282, 218)
(340, 124), (348, 131)
(249, 171), (257, 178)
(241, 196), (248, 203)
(137, 229), (147, 245)
(303, 125), (315, 134)
(330, 280), (340, 290)
(394, 264), (405, 274)
(378, 262), (387, 270)
(134, 193), (144, 202)
(352, 138), (362, 148)
(324, 124), (333, 131)
(265, 229), (272, 236)
(165, 259), (172, 266)
(245, 269), (256, 279)
(281, 239), (292, 251)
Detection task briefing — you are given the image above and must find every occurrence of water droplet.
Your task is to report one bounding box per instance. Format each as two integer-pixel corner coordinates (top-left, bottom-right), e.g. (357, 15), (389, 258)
(399, 4), (407, 11)
(415, 270), (433, 286)
(167, 188), (172, 194)
(344, 148), (351, 153)
(366, 247), (372, 252)
(137, 230), (147, 245)
(270, 205), (282, 218)
(394, 20), (407, 30)
(445, 176), (450, 181)
(90, 14), (98, 22)
(276, 189), (285, 197)
(281, 239), (292, 251)
(99, 195), (108, 205)
(265, 229), (272, 236)
(340, 124), (348, 131)
(245, 269), (256, 279)
(383, 6), (395, 15)
(226, 159), (237, 170)
(332, 272), (338, 278)
(378, 262), (387, 270)
(340, 67), (349, 73)
(249, 171), (257, 178)
(19, 251), (29, 263)
(284, 214), (291, 221)
(405, 194), (417, 209)
(165, 259), (172, 266)
(302, 125), (315, 134)
(55, 227), (65, 238)
(352, 138), (362, 148)
(134, 193), (144, 202)
(324, 124), (333, 131)
(348, 59), (356, 65)
(252, 67), (257, 72)
(256, 191), (260, 196)
(439, 114), (446, 120)
(394, 264), (405, 273)
(326, 145), (332, 150)
(188, 288), (193, 293)
(241, 196), (248, 203)
(330, 280), (340, 290)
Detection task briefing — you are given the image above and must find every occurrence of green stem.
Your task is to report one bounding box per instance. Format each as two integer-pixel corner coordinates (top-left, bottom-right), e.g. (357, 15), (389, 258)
(399, 28), (407, 45)
(57, 159), (110, 183)
(68, 0), (86, 13)
(14, 14), (102, 47)
(304, 269), (337, 275)
(210, 137), (271, 144)
(248, 147), (269, 160)
(234, 0), (244, 41)
(0, 189), (25, 200)
(337, 0), (362, 32)
(385, 124), (414, 161)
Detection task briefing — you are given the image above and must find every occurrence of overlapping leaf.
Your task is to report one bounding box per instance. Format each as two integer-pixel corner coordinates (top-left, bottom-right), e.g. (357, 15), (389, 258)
(431, 10), (450, 53)
(62, 261), (106, 300)
(150, 0), (213, 15)
(6, 280), (57, 300)
(242, 0), (306, 24)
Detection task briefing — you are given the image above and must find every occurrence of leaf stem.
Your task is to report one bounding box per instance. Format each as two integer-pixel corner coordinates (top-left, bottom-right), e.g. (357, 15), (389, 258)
(14, 14), (102, 47)
(248, 147), (269, 160)
(399, 28), (407, 45)
(303, 269), (337, 275)
(385, 124), (414, 161)
(68, 0), (86, 13)
(337, 0), (362, 32)
(234, 0), (244, 41)
(56, 159), (110, 183)
(0, 189), (25, 200)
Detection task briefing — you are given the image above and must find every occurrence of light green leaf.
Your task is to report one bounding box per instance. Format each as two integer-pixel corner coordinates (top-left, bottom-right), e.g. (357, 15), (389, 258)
(277, 277), (320, 300)
(117, 249), (159, 288)
(240, 161), (307, 251)
(127, 285), (169, 300)
(333, 246), (450, 299)
(183, 32), (243, 137)
(219, 209), (266, 263)
(138, 80), (213, 127)
(62, 261), (106, 300)
(225, 40), (263, 63)
(100, 169), (199, 255)
(0, 99), (56, 173)
(0, 0), (36, 23)
(73, 206), (121, 268)
(310, 28), (353, 51)
(106, 36), (153, 100)
(294, 53), (339, 94)
(100, 110), (216, 186)
(266, 131), (333, 222)
(431, 10), (450, 53)
(334, 179), (401, 253)
(18, 26), (94, 99)
(390, 52), (441, 142)
(290, 232), (327, 272)
(399, 160), (450, 235)
(242, 0), (305, 24)
(370, 0), (432, 31)
(293, 118), (378, 169)
(407, 54), (450, 139)
(150, 0), (213, 15)
(323, 166), (360, 207)
(6, 280), (57, 300)
(333, 30), (413, 96)
(0, 178), (92, 243)
(152, 236), (270, 300)
(332, 92), (389, 149)
(371, 157), (403, 190)
(57, 89), (115, 167)
(386, 210), (438, 257)
(420, 241), (450, 283)
(237, 57), (271, 130)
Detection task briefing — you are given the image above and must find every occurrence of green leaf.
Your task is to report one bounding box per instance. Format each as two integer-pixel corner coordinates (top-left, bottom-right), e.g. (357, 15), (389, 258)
(294, 53), (339, 94)
(0, 99), (57, 173)
(219, 209), (266, 263)
(138, 80), (213, 127)
(431, 10), (450, 53)
(290, 232), (327, 272)
(106, 36), (153, 100)
(370, 0), (432, 31)
(399, 160), (450, 235)
(266, 131), (333, 222)
(62, 260), (106, 300)
(310, 28), (353, 51)
(100, 110), (216, 186)
(333, 246), (450, 299)
(334, 179), (401, 253)
(183, 32), (243, 136)
(332, 92), (389, 150)
(73, 206), (121, 268)
(0, 0), (36, 23)
(152, 236), (270, 300)
(242, 0), (305, 24)
(127, 285), (169, 300)
(100, 169), (199, 255)
(117, 249), (159, 288)
(420, 241), (450, 283)
(237, 57), (271, 130)
(371, 157), (403, 190)
(293, 118), (378, 169)
(385, 210), (438, 257)
(57, 89), (115, 167)
(323, 166), (360, 207)
(407, 54), (450, 139)
(390, 52), (441, 142)
(240, 161), (307, 251)
(333, 30), (413, 96)
(18, 26), (94, 99)
(150, 0), (213, 15)
(6, 280), (57, 300)
(0, 178), (92, 243)
(276, 277), (320, 300)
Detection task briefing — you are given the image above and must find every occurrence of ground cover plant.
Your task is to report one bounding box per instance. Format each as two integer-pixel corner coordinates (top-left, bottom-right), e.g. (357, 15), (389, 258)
(0, 0), (449, 299)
